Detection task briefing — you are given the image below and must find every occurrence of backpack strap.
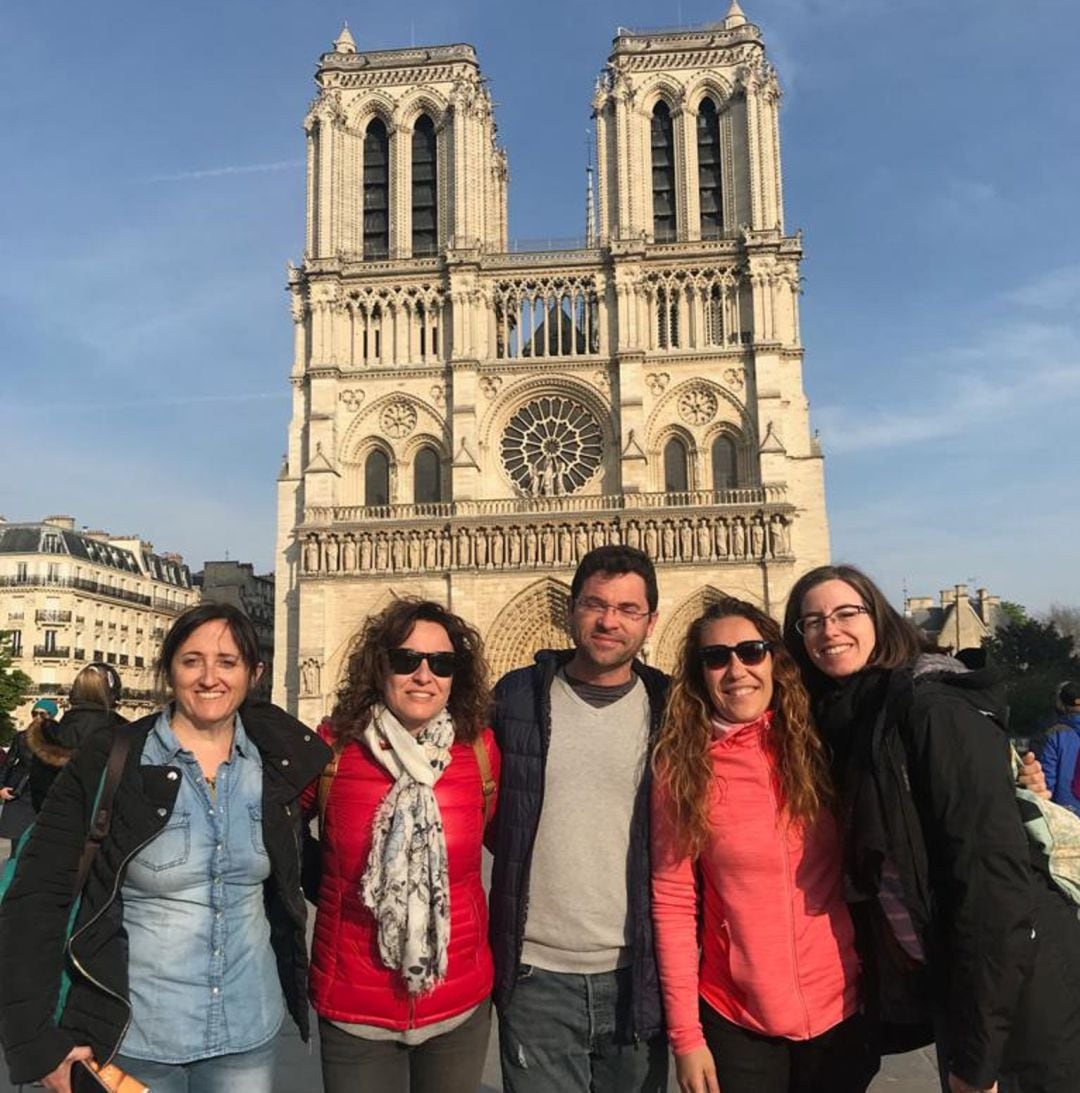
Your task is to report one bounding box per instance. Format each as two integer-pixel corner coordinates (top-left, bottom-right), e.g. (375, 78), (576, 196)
(73, 725), (133, 898)
(471, 735), (495, 827)
(317, 750), (341, 835)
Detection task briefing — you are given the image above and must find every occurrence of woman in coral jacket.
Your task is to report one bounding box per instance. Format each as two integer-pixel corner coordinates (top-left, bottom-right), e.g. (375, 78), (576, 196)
(651, 596), (878, 1093)
(305, 598), (499, 1093)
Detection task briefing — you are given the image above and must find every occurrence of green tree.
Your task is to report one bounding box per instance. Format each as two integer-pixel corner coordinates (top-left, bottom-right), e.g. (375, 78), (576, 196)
(0, 633), (33, 748)
(983, 618), (1080, 737)
(998, 601), (1028, 627)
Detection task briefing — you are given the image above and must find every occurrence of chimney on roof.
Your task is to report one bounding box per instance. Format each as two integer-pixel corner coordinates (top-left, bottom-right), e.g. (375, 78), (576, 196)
(42, 515), (75, 530)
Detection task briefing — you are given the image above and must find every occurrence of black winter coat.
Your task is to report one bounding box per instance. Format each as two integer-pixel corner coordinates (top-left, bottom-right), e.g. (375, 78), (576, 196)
(826, 665), (1080, 1091)
(26, 705), (128, 811)
(0, 700), (331, 1086)
(487, 649), (668, 1041)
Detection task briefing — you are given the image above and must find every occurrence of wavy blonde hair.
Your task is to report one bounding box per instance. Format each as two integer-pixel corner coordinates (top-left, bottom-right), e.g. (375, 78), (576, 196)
(652, 596), (833, 858)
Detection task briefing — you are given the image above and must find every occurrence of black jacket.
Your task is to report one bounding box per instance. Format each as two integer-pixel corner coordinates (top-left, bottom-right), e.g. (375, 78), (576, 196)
(487, 649), (668, 1041)
(828, 664), (1080, 1090)
(0, 700), (331, 1086)
(26, 705), (128, 811)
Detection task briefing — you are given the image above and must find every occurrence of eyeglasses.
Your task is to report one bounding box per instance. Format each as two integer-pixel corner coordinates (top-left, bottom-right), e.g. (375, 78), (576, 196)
(700, 640), (773, 669)
(574, 597), (652, 622)
(795, 604), (870, 636)
(386, 648), (457, 678)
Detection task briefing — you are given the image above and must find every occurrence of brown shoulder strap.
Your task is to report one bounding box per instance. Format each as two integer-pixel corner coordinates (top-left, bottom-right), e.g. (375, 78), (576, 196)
(74, 725), (133, 898)
(317, 750), (341, 834)
(471, 735), (496, 827)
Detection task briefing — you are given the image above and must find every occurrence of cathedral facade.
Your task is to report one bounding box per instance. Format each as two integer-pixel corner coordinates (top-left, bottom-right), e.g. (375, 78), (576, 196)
(274, 3), (829, 719)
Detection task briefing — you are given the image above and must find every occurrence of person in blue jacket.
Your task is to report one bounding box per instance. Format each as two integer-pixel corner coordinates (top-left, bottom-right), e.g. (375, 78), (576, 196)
(1037, 681), (1080, 816)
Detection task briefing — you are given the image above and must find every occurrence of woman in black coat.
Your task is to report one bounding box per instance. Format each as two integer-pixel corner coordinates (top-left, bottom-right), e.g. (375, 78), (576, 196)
(783, 564), (1080, 1093)
(26, 663), (127, 811)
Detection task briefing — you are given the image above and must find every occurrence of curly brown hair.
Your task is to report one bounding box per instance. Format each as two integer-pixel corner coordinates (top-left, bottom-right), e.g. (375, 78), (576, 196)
(330, 598), (491, 747)
(652, 596), (833, 858)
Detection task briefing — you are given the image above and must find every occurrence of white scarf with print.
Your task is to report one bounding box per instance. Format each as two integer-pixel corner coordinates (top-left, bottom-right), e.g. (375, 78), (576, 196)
(360, 702), (454, 994)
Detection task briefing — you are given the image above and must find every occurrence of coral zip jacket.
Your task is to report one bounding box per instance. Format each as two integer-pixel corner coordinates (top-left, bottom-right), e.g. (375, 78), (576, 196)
(305, 721), (499, 1029)
(651, 715), (858, 1055)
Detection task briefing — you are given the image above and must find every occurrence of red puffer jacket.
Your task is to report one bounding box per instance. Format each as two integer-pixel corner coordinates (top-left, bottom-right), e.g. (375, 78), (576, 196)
(305, 720), (499, 1029)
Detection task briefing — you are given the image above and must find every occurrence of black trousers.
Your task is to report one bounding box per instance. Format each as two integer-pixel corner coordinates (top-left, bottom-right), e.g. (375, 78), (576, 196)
(319, 1001), (492, 1093)
(701, 1000), (880, 1093)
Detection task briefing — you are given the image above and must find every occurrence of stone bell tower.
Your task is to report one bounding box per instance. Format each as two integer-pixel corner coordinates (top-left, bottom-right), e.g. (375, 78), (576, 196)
(275, 5), (829, 719)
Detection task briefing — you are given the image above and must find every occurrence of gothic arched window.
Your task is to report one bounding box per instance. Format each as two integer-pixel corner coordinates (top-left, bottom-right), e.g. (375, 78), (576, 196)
(413, 445), (441, 504)
(651, 102), (676, 242)
(364, 449), (390, 506)
(697, 97), (723, 238)
(363, 119), (389, 260)
(712, 435), (738, 490)
(411, 115), (438, 256)
(663, 437), (689, 493)
(706, 284), (723, 346)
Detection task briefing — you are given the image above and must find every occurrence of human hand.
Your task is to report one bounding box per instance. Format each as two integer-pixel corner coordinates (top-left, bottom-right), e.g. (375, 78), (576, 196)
(947, 1073), (997, 1093)
(0, 787), (15, 801)
(40, 1045), (94, 1093)
(1018, 752), (1049, 799)
(675, 1046), (721, 1093)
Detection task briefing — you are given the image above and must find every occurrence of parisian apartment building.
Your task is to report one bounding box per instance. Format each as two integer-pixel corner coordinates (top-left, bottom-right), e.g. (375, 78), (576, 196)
(0, 516), (198, 722)
(275, 2), (829, 720)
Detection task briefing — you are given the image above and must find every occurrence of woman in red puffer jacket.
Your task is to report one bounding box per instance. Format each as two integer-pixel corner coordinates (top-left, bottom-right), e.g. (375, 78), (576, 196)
(303, 598), (499, 1093)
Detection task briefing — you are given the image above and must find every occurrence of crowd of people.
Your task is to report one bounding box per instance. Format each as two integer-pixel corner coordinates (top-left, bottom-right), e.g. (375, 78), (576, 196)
(0, 547), (1077, 1093)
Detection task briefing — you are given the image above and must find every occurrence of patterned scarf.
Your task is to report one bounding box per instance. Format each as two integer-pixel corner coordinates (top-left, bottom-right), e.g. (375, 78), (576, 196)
(360, 703), (455, 994)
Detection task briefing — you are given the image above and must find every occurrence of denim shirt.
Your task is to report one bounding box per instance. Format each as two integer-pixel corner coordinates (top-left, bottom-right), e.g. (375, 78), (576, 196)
(119, 710), (285, 1063)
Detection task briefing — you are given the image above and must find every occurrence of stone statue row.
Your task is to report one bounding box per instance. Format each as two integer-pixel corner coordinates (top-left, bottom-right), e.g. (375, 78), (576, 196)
(301, 512), (793, 575)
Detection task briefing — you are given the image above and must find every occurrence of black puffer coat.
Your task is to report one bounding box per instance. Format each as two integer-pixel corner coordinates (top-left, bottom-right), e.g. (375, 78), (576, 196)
(26, 705), (127, 811)
(0, 700), (330, 1086)
(818, 663), (1080, 1092)
(487, 649), (668, 1041)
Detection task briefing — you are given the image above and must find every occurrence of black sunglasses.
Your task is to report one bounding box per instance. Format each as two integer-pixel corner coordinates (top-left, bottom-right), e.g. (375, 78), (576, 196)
(386, 648), (457, 678)
(700, 640), (773, 669)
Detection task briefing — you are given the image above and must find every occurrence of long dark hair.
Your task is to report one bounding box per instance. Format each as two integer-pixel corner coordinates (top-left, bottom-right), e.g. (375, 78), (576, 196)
(782, 564), (925, 685)
(331, 598), (491, 746)
(653, 596), (832, 857)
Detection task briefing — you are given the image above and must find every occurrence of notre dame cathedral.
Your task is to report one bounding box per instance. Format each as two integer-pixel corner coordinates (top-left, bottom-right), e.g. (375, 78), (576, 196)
(274, 2), (829, 718)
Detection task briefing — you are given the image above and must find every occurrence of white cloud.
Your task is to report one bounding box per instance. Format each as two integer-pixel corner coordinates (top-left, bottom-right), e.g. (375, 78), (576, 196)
(815, 270), (1080, 453)
(1005, 264), (1080, 312)
(143, 160), (304, 183)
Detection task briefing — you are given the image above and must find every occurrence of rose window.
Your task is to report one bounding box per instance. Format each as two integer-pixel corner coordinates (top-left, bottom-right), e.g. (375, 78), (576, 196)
(380, 399), (418, 438)
(677, 386), (718, 426)
(500, 396), (603, 496)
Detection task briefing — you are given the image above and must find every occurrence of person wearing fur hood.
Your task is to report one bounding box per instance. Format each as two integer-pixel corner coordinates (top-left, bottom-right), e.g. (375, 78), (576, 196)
(26, 663), (127, 811)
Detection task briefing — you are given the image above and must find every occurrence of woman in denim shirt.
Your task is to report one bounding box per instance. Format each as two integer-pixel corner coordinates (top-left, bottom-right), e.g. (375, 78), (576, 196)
(0, 603), (331, 1093)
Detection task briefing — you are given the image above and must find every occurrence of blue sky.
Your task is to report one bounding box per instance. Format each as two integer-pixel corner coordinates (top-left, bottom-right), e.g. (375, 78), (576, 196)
(2, 1), (1077, 613)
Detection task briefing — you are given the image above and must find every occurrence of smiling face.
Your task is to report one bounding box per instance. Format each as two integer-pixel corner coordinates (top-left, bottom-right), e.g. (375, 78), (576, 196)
(381, 619), (455, 733)
(799, 578), (877, 680)
(567, 571), (657, 685)
(169, 619), (261, 733)
(701, 615), (774, 723)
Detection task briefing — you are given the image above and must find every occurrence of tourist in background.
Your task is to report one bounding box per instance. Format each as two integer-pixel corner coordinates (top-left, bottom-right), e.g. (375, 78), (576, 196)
(0, 602), (329, 1093)
(307, 598), (498, 1093)
(1036, 682), (1080, 817)
(0, 700), (53, 851)
(27, 662), (127, 811)
(783, 564), (1080, 1093)
(651, 596), (877, 1093)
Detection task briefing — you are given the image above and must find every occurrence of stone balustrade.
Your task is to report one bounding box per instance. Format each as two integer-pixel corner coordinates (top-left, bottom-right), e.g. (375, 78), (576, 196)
(297, 503), (794, 578)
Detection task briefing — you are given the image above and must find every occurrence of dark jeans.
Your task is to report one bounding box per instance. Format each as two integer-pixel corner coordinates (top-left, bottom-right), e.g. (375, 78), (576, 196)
(498, 964), (668, 1093)
(701, 1000), (880, 1093)
(318, 1001), (492, 1093)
